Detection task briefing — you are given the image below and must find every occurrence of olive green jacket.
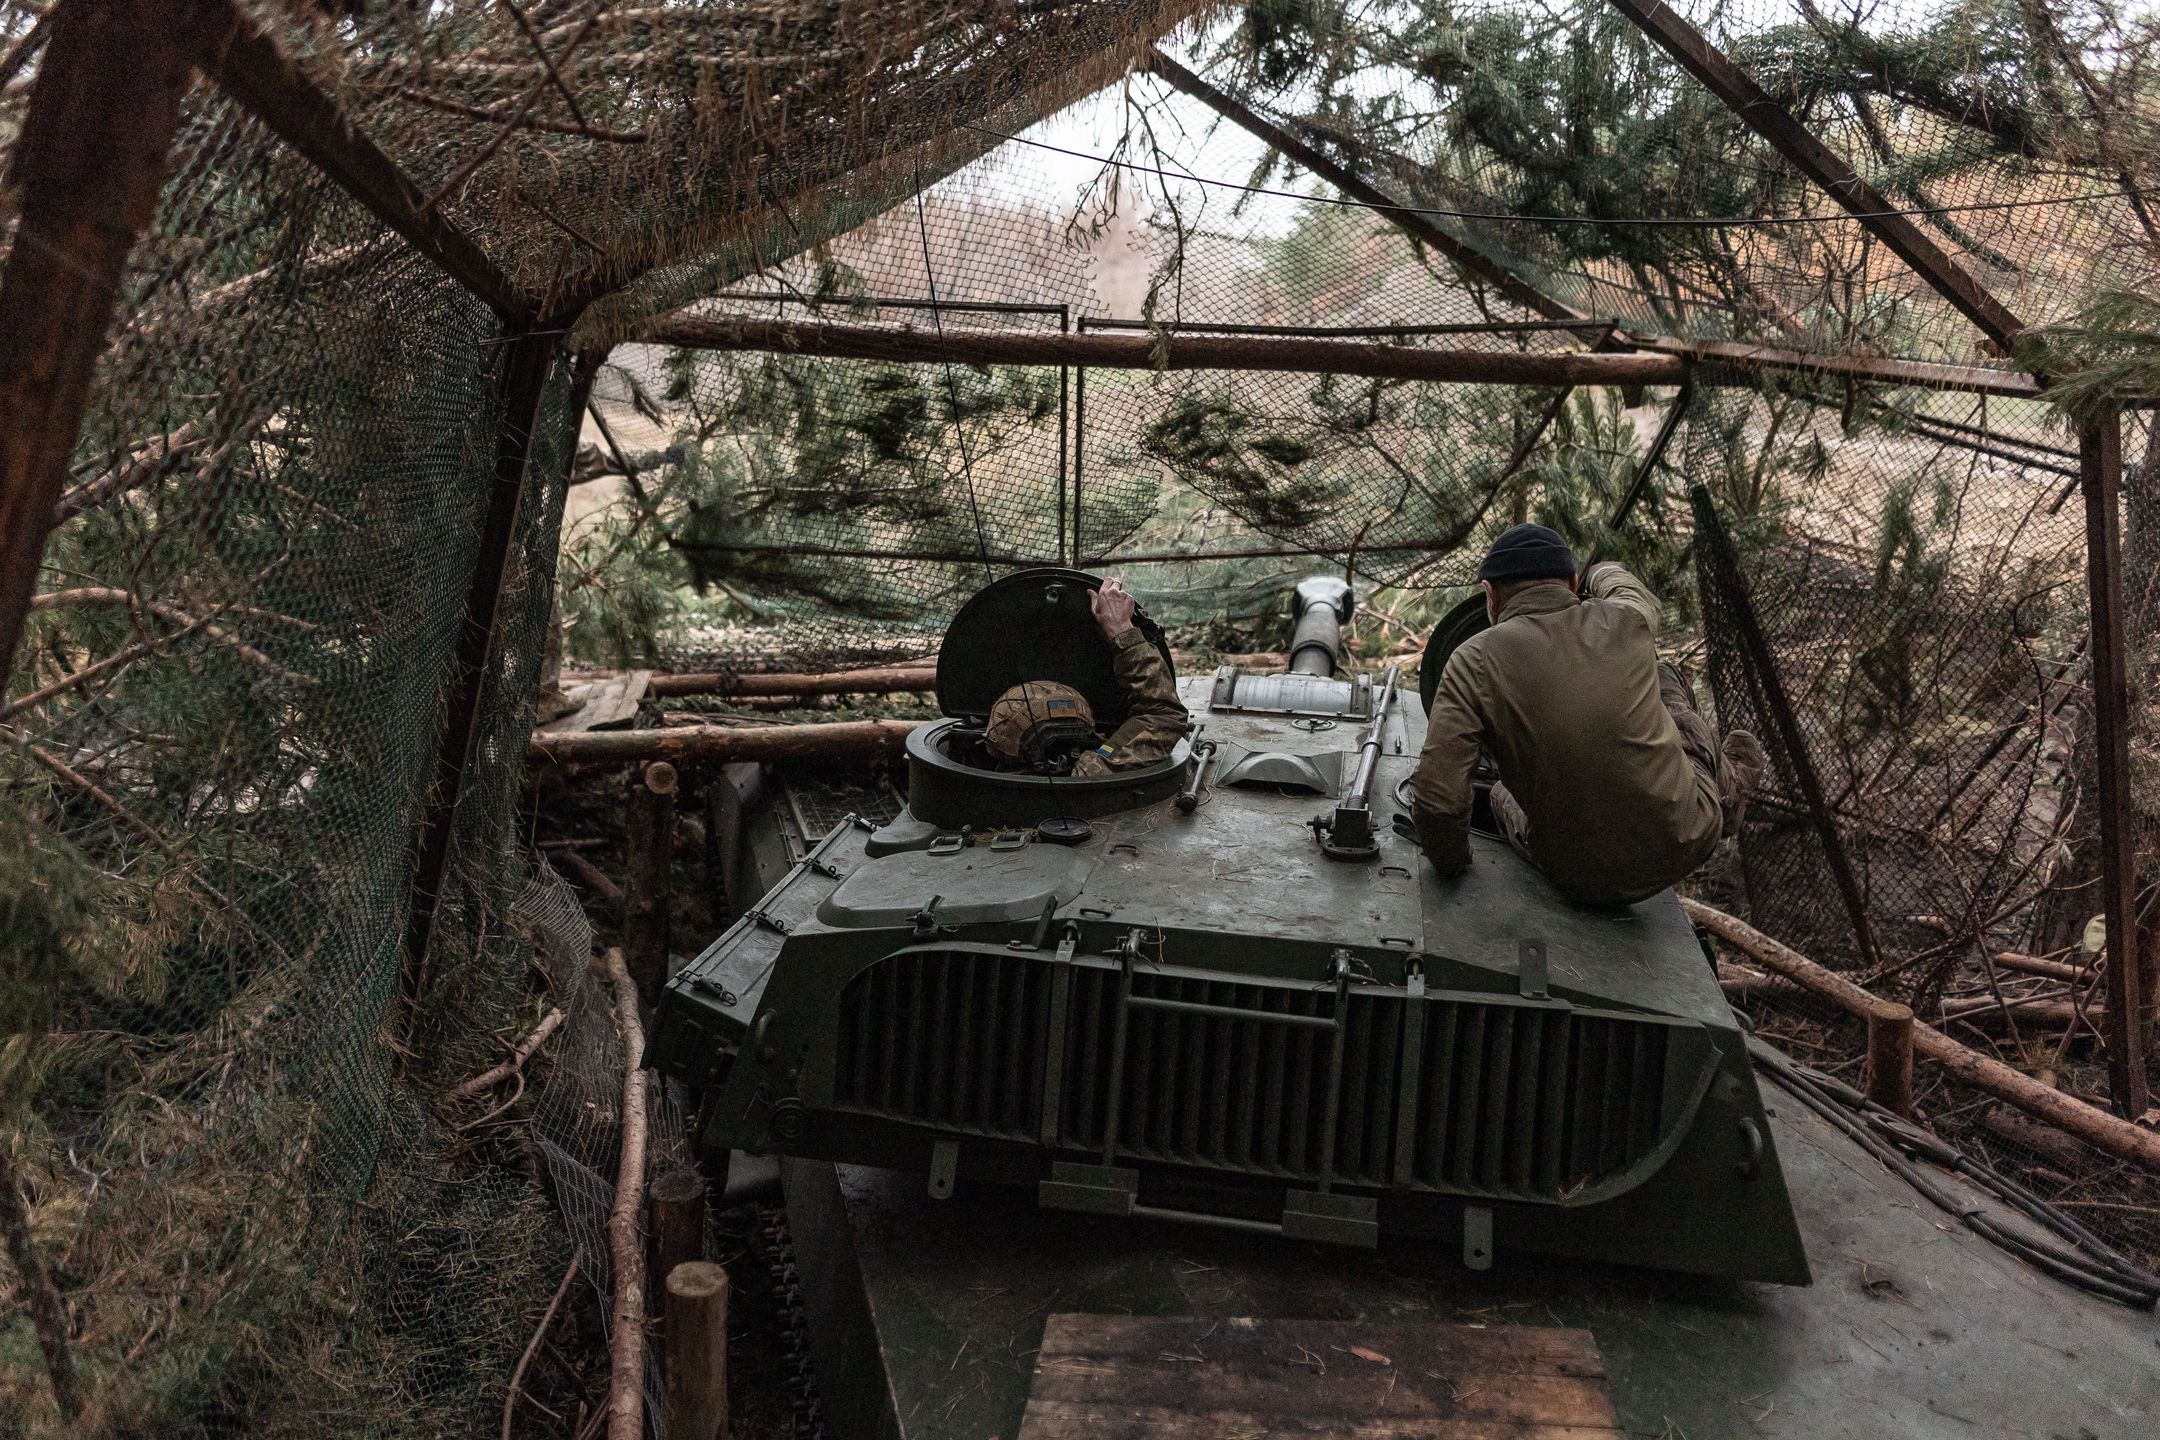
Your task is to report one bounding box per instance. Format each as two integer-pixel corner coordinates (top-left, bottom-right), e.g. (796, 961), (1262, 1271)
(1408, 564), (1720, 906)
(1072, 627), (1189, 777)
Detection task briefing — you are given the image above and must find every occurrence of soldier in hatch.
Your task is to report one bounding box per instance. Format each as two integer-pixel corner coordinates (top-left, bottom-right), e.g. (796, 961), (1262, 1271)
(1408, 523), (1766, 907)
(982, 577), (1189, 777)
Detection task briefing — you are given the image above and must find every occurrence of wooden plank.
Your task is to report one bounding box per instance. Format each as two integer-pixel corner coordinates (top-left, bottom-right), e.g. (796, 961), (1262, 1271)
(543, 669), (651, 732)
(1602, 0), (2026, 354)
(196, 0), (533, 323)
(1019, 1316), (1621, 1440)
(1039, 1315), (1605, 1375)
(1017, 1403), (1624, 1440)
(639, 317), (1689, 388)
(0, 0), (214, 679)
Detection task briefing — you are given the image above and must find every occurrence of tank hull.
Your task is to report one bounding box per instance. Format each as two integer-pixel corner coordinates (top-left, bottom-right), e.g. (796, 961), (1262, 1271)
(654, 673), (1810, 1284)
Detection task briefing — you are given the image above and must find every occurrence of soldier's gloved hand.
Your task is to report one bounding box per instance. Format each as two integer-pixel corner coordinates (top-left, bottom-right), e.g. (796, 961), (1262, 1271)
(1090, 577), (1136, 640)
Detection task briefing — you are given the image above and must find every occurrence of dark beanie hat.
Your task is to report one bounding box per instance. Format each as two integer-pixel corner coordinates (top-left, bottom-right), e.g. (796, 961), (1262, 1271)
(1476, 523), (1579, 584)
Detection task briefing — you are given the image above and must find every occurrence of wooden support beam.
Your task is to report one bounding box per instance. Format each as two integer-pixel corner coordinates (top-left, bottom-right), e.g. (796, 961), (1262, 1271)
(2078, 409), (2151, 1118)
(1145, 49), (1585, 325)
(646, 1166), (708, 1292)
(663, 1262), (731, 1440)
(530, 719), (924, 768)
(1601, 0), (2026, 354)
(403, 331), (564, 1010)
(1690, 484), (1884, 971)
(639, 317), (1689, 388)
(197, 0), (534, 323)
(0, 0), (212, 681)
(1865, 1004), (1915, 1118)
(1604, 380), (1692, 533)
(624, 761), (678, 1006)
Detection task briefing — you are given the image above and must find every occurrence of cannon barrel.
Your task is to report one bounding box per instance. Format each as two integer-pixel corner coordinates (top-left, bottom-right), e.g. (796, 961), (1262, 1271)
(1289, 576), (1355, 676)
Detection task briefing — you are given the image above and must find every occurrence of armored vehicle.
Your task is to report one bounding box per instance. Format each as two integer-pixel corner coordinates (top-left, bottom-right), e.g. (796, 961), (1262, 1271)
(652, 568), (1809, 1284)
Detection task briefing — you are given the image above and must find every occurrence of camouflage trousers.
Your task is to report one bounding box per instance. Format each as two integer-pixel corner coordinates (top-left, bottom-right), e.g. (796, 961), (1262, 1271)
(1491, 663), (1762, 862)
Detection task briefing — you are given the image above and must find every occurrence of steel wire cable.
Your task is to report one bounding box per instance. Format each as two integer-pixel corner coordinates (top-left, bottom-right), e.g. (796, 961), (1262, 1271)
(1745, 1030), (2160, 1308)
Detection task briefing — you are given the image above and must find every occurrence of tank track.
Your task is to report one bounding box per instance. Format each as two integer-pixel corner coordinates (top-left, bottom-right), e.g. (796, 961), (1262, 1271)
(756, 1206), (827, 1440)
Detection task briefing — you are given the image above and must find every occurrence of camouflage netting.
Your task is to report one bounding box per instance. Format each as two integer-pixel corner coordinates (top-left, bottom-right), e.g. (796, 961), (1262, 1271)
(3, 0), (2159, 1434)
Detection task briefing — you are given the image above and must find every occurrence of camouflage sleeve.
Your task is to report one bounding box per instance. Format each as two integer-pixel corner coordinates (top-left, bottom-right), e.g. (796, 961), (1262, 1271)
(1581, 561), (1661, 640)
(1406, 651), (1482, 878)
(1074, 628), (1189, 775)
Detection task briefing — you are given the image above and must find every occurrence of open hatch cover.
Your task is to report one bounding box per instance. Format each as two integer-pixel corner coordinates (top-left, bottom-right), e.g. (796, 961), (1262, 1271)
(934, 567), (1175, 725)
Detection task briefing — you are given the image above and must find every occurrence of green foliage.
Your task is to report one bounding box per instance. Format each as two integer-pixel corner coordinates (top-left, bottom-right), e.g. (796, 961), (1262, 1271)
(1143, 393), (1336, 531)
(2017, 285), (2160, 422)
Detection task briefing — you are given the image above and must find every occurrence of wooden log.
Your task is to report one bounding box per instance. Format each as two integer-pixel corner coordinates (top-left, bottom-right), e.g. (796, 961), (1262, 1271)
(1941, 1000), (2103, 1028)
(624, 761), (677, 1006)
(597, 946), (651, 1440)
(1982, 1106), (2098, 1174)
(1865, 1004), (1915, 1118)
(663, 1262), (731, 1440)
(643, 316), (1691, 388)
(1993, 950), (2092, 984)
(1680, 898), (2160, 1173)
(647, 663), (938, 698)
(647, 1166), (708, 1290)
(530, 719), (923, 768)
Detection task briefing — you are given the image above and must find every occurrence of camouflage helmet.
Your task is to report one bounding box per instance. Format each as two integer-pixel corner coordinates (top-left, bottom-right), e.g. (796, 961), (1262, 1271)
(985, 681), (1097, 766)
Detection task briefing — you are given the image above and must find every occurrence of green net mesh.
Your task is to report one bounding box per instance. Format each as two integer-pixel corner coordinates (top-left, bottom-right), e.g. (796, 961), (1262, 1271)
(4, 0), (2160, 1432)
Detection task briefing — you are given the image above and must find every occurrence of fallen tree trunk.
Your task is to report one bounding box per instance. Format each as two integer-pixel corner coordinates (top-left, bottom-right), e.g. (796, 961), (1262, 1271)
(1681, 897), (2160, 1173)
(530, 718), (923, 767)
(647, 662), (937, 698)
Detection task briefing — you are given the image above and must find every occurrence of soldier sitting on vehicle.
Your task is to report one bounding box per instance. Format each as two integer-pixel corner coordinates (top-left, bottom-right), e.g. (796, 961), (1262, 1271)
(1407, 523), (1766, 907)
(981, 578), (1189, 777)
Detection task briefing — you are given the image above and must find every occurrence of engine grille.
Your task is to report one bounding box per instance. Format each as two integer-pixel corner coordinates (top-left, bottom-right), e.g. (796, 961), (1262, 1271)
(830, 948), (1707, 1203)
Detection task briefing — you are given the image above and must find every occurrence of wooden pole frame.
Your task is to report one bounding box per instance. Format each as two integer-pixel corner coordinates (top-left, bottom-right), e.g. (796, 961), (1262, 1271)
(0, 0), (221, 686)
(197, 0), (533, 323)
(1690, 483), (1885, 971)
(2078, 409), (2151, 1119)
(1600, 0), (2027, 354)
(637, 316), (1690, 387)
(401, 331), (569, 1008)
(1147, 44), (2046, 401)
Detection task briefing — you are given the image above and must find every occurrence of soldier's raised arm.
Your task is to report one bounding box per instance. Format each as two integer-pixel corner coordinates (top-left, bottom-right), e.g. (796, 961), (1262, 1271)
(1077, 579), (1189, 775)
